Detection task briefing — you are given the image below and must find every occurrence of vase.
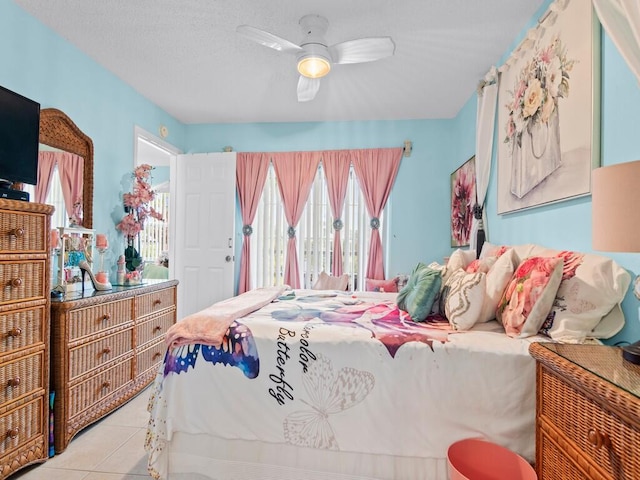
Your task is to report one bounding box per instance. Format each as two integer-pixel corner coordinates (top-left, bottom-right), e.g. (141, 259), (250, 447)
(510, 104), (561, 199)
(124, 236), (143, 272)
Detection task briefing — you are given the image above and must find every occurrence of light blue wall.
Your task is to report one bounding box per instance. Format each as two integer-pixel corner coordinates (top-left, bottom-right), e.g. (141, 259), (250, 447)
(5, 1), (639, 344)
(0, 1), (185, 271)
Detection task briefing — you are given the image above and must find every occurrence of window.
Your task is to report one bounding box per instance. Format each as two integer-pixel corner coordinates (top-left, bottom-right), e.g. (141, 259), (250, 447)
(252, 163), (385, 290)
(139, 191), (170, 264)
(23, 166), (68, 229)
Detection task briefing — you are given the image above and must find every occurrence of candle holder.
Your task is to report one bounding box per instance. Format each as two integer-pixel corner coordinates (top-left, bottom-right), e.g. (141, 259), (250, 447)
(95, 233), (112, 289)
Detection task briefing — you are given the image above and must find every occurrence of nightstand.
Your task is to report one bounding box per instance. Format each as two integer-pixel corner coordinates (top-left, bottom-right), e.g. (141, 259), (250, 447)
(529, 343), (640, 480)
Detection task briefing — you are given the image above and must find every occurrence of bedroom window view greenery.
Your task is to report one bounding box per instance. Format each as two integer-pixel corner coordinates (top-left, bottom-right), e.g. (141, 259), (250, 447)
(253, 164), (377, 290)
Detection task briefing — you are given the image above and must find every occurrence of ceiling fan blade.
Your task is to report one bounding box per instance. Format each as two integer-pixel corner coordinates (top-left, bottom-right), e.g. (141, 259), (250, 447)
(297, 76), (320, 102)
(236, 25), (303, 54)
(329, 37), (395, 64)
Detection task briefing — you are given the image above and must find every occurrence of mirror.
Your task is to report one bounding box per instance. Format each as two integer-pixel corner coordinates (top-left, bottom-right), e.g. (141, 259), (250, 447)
(38, 108), (94, 229)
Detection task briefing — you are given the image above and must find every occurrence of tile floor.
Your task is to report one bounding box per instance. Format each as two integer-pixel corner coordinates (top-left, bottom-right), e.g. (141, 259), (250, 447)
(11, 389), (151, 480)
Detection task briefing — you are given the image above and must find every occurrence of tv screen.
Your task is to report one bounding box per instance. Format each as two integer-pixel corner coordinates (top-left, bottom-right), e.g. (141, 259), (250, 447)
(0, 85), (40, 187)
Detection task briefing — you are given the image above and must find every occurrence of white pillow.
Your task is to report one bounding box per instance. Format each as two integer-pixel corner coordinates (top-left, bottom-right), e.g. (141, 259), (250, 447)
(312, 272), (350, 291)
(443, 269), (486, 331)
(477, 248), (517, 323)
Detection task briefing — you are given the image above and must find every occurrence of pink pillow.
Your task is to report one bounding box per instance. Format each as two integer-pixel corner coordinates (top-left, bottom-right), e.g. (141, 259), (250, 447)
(496, 256), (564, 338)
(365, 277), (399, 293)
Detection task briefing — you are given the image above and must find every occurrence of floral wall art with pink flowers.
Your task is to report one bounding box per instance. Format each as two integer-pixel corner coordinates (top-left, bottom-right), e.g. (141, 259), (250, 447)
(450, 155), (476, 247)
(497, 0), (600, 214)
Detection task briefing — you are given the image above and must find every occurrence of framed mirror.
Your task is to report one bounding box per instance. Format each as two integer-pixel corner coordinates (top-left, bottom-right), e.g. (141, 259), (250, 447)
(39, 108), (94, 229)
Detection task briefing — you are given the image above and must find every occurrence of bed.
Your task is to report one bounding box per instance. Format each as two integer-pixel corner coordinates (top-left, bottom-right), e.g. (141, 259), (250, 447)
(145, 243), (630, 480)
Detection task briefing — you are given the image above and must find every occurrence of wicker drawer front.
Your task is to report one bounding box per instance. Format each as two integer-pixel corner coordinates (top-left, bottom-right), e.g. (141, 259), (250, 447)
(69, 329), (133, 380)
(0, 352), (43, 408)
(136, 310), (174, 347)
(541, 368), (639, 479)
(137, 287), (176, 319)
(0, 261), (46, 306)
(0, 211), (47, 254)
(539, 426), (592, 480)
(68, 357), (133, 419)
(0, 397), (44, 457)
(0, 306), (45, 354)
(67, 298), (134, 340)
(137, 340), (166, 376)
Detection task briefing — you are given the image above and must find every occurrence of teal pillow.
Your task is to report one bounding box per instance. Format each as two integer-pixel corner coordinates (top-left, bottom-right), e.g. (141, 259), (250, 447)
(396, 263), (442, 322)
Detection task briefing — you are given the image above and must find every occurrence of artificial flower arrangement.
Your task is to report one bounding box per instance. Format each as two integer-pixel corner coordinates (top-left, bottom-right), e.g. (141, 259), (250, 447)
(116, 164), (164, 271)
(503, 34), (575, 149)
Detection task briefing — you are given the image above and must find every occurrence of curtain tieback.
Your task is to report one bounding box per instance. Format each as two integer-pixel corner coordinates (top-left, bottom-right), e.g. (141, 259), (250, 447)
(287, 226), (296, 238)
(369, 217), (380, 230)
(242, 224), (253, 236)
(332, 218), (343, 231)
(473, 204), (483, 219)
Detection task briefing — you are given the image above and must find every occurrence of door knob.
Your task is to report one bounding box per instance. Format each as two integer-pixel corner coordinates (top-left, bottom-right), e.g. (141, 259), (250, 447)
(225, 255), (232, 262)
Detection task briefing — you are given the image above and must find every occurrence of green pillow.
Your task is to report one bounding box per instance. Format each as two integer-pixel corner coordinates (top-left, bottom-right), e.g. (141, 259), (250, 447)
(396, 263), (442, 322)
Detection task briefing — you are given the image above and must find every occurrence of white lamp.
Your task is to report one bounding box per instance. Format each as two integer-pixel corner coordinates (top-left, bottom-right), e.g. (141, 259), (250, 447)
(297, 44), (331, 79)
(592, 159), (640, 364)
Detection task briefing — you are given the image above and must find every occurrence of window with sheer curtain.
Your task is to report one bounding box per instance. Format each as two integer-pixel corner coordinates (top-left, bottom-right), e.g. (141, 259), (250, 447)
(23, 167), (68, 229)
(252, 163), (385, 290)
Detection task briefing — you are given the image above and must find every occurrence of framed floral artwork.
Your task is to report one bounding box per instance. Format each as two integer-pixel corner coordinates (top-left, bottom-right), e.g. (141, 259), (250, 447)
(497, 0), (601, 214)
(450, 155), (476, 247)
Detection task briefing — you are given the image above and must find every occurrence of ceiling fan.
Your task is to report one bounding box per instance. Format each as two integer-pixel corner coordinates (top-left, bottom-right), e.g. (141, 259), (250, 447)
(236, 14), (395, 102)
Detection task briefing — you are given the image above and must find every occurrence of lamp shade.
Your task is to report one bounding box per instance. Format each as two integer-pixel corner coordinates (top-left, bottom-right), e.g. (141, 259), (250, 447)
(592, 160), (640, 252)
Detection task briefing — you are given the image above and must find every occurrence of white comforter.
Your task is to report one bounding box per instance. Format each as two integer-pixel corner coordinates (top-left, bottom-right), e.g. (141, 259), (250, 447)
(146, 290), (545, 480)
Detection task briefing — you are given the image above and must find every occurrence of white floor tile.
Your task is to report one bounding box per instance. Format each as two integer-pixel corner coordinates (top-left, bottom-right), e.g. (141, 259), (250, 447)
(93, 428), (148, 475)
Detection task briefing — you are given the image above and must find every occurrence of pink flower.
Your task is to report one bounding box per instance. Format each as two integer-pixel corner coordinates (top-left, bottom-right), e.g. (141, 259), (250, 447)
(116, 164), (164, 238)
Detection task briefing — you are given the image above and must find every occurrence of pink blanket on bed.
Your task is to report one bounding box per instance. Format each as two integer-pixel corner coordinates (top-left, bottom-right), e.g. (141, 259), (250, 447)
(164, 286), (287, 349)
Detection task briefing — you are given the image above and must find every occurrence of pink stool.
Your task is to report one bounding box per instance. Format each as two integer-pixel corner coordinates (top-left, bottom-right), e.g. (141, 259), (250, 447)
(447, 438), (537, 480)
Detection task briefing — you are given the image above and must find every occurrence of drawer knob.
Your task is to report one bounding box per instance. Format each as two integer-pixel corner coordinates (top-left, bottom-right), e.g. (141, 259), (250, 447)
(102, 347), (112, 355)
(153, 325), (162, 333)
(587, 428), (610, 449)
(6, 427), (19, 439)
(101, 381), (111, 389)
(101, 313), (111, 321)
(9, 228), (24, 238)
(10, 278), (23, 288)
(153, 351), (162, 360)
(7, 327), (22, 338)
(153, 299), (162, 307)
(7, 377), (21, 387)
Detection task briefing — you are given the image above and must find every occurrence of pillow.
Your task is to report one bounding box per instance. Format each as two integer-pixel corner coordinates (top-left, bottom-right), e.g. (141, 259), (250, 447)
(442, 249), (476, 285)
(497, 256), (564, 338)
(477, 248), (517, 323)
(479, 241), (510, 260)
(442, 270), (486, 330)
(530, 248), (632, 343)
(366, 277), (399, 293)
(396, 263), (442, 322)
(465, 256), (497, 274)
(312, 272), (350, 291)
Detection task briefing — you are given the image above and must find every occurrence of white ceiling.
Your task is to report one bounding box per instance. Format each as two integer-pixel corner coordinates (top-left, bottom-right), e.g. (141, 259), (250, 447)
(13, 0), (544, 125)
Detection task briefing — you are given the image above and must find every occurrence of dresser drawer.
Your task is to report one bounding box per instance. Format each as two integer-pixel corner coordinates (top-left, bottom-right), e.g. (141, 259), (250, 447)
(0, 352), (44, 408)
(0, 261), (46, 306)
(0, 306), (45, 355)
(68, 357), (133, 419)
(67, 298), (134, 340)
(0, 210), (47, 254)
(136, 339), (166, 377)
(137, 287), (175, 319)
(0, 397), (44, 458)
(69, 328), (133, 380)
(540, 367), (639, 478)
(136, 310), (174, 347)
(538, 424), (592, 480)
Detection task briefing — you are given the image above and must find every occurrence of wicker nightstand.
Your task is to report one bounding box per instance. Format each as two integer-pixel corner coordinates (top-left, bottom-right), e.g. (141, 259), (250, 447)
(529, 343), (640, 480)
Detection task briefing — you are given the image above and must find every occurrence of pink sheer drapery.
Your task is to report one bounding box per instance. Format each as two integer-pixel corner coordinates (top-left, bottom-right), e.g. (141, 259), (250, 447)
(236, 152), (270, 294)
(35, 151), (57, 204)
(57, 152), (84, 225)
(321, 150), (351, 276)
(272, 151), (321, 288)
(351, 148), (402, 280)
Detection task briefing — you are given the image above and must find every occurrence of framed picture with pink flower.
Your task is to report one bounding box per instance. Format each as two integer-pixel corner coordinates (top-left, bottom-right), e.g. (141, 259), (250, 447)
(450, 155), (476, 247)
(496, 0), (600, 214)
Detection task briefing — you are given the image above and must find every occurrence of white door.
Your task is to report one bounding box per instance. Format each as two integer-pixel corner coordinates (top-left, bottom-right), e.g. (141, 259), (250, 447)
(171, 152), (236, 320)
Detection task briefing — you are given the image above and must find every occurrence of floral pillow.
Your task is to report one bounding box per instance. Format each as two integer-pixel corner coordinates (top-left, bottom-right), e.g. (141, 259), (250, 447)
(365, 277), (399, 293)
(442, 270), (486, 331)
(497, 256), (564, 338)
(465, 256), (497, 274)
(396, 263), (442, 322)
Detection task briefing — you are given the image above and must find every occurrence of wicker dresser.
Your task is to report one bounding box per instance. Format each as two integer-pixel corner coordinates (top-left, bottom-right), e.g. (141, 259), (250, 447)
(50, 279), (177, 453)
(0, 199), (54, 478)
(530, 342), (640, 480)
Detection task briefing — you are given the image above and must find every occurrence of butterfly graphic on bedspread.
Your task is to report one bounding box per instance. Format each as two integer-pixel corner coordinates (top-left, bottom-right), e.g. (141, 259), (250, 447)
(163, 321), (259, 379)
(283, 354), (374, 450)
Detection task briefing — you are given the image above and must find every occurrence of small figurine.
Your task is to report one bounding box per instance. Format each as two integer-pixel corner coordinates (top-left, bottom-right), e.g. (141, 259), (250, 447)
(116, 255), (126, 285)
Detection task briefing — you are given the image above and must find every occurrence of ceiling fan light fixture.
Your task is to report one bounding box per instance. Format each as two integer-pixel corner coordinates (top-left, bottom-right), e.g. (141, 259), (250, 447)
(297, 54), (331, 78)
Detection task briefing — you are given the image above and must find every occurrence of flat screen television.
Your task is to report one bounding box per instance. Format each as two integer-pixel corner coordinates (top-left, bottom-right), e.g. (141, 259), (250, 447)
(0, 85), (40, 189)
